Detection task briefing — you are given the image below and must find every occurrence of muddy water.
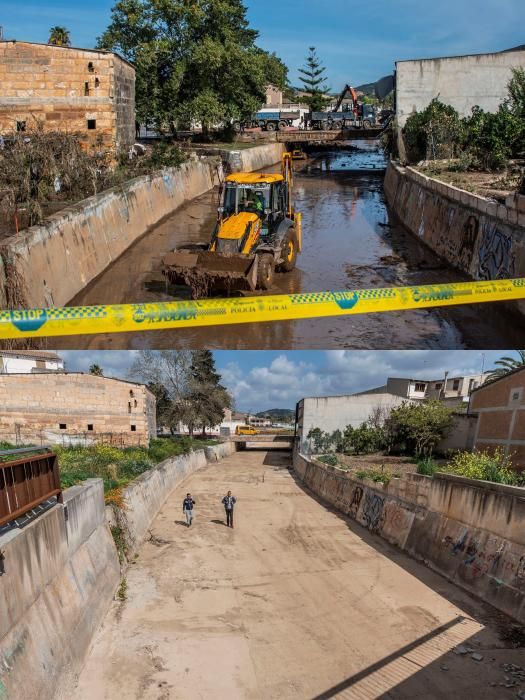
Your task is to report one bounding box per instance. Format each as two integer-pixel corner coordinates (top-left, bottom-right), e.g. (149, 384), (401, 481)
(63, 142), (525, 349)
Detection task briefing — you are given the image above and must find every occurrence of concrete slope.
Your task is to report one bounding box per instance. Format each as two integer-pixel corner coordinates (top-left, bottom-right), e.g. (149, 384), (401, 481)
(69, 449), (524, 700)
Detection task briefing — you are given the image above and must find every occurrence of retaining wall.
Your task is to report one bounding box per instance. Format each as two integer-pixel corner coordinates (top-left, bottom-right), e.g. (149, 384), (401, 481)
(225, 142), (284, 172)
(294, 453), (525, 623)
(384, 162), (525, 287)
(108, 441), (237, 557)
(0, 441), (236, 700)
(0, 143), (284, 310)
(0, 479), (120, 700)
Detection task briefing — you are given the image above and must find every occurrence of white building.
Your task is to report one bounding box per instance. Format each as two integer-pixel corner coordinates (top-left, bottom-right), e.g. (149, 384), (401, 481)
(0, 350), (64, 374)
(296, 393), (411, 454)
(396, 46), (525, 127)
(359, 374), (490, 403)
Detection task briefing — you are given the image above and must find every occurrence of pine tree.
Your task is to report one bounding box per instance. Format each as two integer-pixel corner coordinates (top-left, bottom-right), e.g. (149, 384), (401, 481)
(298, 47), (330, 112)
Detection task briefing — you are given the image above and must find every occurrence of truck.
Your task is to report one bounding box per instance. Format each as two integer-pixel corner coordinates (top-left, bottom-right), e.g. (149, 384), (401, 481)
(233, 111), (301, 132)
(308, 84), (378, 130)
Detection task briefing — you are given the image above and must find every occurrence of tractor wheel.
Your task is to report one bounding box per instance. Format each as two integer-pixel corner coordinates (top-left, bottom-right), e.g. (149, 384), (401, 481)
(278, 120), (287, 130)
(279, 229), (298, 272)
(256, 253), (275, 290)
(266, 122), (276, 132)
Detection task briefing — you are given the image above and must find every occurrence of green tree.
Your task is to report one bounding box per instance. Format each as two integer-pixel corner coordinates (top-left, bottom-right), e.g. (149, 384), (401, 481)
(48, 26), (71, 47)
(298, 47), (330, 112)
(188, 350), (232, 436)
(147, 381), (172, 429)
(487, 350), (525, 382)
(89, 364), (104, 376)
(386, 400), (453, 458)
(98, 0), (288, 134)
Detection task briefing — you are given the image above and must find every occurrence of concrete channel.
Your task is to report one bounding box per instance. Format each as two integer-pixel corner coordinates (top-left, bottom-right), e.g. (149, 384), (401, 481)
(59, 140), (525, 350)
(63, 448), (525, 700)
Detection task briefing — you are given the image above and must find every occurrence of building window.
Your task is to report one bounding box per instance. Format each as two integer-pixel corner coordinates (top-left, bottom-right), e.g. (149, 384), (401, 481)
(84, 82), (90, 96)
(88, 61), (95, 72)
(16, 121), (26, 132)
(435, 383), (443, 390)
(59, 423), (67, 430)
(134, 400), (138, 408)
(131, 425), (137, 432)
(128, 402), (132, 413)
(87, 119), (97, 130)
(129, 390), (134, 397)
(95, 77), (100, 88)
(87, 424), (94, 431)
(453, 379), (460, 391)
(414, 382), (426, 392)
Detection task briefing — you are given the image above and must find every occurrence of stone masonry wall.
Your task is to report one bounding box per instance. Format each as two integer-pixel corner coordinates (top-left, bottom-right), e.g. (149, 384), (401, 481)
(0, 373), (156, 446)
(294, 452), (525, 623)
(0, 41), (135, 151)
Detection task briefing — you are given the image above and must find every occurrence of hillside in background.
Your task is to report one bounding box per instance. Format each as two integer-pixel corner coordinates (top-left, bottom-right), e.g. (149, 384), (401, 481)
(256, 408), (295, 422)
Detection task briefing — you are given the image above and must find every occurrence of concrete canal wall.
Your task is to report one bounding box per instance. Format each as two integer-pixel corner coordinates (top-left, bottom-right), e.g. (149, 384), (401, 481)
(294, 452), (525, 624)
(0, 143), (284, 310)
(0, 442), (236, 700)
(384, 162), (525, 285)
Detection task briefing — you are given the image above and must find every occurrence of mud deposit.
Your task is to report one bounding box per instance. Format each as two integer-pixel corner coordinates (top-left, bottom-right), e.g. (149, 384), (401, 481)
(62, 142), (525, 349)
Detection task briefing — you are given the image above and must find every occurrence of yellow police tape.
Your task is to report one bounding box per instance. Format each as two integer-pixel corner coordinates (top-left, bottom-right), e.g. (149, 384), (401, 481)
(1, 278), (525, 340)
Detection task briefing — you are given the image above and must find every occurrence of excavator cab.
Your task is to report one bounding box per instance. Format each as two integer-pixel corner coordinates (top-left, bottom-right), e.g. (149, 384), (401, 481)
(162, 153), (302, 297)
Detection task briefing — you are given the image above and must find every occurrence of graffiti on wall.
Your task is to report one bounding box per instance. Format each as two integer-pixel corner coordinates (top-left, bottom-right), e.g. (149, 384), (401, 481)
(362, 493), (385, 532)
(478, 223), (516, 280)
(349, 486), (363, 518)
(456, 215), (480, 270)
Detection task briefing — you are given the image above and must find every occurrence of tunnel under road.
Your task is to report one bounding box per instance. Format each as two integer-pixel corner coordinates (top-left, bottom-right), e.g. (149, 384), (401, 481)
(65, 449), (524, 700)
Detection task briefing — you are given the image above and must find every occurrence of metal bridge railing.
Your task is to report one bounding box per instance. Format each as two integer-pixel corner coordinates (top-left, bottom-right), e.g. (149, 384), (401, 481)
(0, 449), (62, 527)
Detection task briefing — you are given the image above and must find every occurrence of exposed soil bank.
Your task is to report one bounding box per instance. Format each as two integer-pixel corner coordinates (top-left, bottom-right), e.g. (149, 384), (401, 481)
(62, 144), (525, 349)
(70, 449), (524, 699)
(0, 143), (284, 311)
(0, 443), (236, 700)
(294, 452), (525, 624)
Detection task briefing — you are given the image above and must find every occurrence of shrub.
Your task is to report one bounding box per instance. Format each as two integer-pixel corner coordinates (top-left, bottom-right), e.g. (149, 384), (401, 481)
(404, 99), (465, 163)
(416, 458), (439, 477)
(355, 468), (400, 486)
(318, 454), (338, 467)
(442, 448), (521, 485)
(385, 400), (453, 458)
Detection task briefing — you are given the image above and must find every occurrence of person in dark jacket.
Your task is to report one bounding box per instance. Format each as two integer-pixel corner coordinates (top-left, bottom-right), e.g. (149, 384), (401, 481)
(182, 493), (196, 527)
(222, 491), (237, 528)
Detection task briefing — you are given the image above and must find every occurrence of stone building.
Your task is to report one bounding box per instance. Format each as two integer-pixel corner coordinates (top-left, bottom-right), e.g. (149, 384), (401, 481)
(0, 373), (156, 446)
(470, 367), (525, 468)
(0, 40), (135, 152)
(396, 46), (525, 127)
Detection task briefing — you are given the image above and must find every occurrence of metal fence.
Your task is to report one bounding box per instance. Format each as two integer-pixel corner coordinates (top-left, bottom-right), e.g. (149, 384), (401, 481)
(0, 448), (62, 527)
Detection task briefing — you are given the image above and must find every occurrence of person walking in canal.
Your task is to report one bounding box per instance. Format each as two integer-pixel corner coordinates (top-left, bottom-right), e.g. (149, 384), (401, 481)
(222, 491), (237, 528)
(183, 493), (196, 527)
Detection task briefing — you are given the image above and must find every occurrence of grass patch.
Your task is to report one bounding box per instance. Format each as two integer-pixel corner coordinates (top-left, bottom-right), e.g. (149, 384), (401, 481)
(318, 454), (338, 467)
(117, 577), (128, 601)
(416, 458), (439, 477)
(355, 468), (401, 486)
(56, 437), (218, 494)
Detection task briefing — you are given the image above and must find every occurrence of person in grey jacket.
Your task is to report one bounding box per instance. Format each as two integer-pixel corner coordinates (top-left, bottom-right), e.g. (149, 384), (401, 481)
(222, 491), (237, 528)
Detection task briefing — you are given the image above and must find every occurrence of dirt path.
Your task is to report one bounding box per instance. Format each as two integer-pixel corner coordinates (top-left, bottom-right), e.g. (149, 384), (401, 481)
(70, 449), (524, 699)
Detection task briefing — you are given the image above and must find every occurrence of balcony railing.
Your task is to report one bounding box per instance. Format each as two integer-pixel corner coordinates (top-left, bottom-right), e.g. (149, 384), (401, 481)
(0, 448), (62, 527)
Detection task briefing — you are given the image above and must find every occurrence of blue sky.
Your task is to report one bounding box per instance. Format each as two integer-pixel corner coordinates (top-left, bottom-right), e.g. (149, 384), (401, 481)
(2, 0), (523, 89)
(60, 350), (511, 413)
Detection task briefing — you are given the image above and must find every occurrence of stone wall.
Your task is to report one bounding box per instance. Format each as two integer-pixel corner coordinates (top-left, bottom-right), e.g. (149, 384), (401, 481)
(294, 452), (525, 623)
(0, 373), (156, 446)
(384, 162), (525, 290)
(470, 369), (525, 466)
(225, 142), (285, 172)
(0, 479), (121, 700)
(0, 142), (283, 310)
(0, 41), (135, 151)
(107, 441), (237, 557)
(396, 49), (525, 127)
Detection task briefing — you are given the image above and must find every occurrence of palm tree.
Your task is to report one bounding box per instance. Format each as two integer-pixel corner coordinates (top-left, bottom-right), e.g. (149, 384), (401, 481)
(89, 364), (104, 377)
(487, 350), (525, 382)
(48, 27), (71, 47)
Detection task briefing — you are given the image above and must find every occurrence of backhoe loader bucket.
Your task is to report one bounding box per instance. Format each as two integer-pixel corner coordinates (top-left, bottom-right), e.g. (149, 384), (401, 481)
(162, 250), (258, 298)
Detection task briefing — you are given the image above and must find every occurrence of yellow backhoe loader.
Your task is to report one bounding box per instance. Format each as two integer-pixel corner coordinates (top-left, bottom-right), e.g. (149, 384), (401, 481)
(162, 152), (302, 297)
